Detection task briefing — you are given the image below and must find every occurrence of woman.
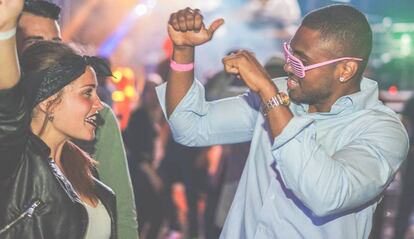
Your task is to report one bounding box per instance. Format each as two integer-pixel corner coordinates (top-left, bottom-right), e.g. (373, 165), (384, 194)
(0, 2), (116, 238)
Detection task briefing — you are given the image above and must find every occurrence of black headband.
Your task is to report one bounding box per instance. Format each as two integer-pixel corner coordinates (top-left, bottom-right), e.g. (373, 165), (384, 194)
(22, 55), (112, 108)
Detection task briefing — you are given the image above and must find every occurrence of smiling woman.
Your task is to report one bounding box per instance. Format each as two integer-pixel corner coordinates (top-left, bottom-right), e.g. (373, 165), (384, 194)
(0, 16), (117, 238)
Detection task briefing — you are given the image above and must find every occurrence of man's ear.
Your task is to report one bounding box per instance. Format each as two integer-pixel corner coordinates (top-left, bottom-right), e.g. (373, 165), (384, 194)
(336, 60), (359, 83)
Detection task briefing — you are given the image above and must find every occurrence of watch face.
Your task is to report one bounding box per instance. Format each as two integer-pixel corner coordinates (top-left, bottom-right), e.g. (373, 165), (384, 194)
(279, 92), (290, 106)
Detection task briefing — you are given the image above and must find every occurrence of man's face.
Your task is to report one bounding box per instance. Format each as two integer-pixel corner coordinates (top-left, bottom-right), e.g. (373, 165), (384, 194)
(17, 13), (62, 53)
(284, 26), (340, 110)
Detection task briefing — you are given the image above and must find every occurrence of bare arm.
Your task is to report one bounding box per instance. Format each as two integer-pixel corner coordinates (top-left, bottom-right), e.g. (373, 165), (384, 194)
(166, 8), (224, 117)
(0, 0), (23, 89)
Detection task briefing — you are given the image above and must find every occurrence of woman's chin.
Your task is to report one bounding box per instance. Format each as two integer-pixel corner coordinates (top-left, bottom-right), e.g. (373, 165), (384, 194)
(72, 132), (96, 142)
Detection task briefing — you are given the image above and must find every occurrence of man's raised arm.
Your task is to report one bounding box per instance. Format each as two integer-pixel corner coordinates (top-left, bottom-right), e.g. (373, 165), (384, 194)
(166, 7), (223, 117)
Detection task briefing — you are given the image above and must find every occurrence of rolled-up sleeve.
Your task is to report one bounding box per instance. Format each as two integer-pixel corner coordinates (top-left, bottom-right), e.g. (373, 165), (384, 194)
(156, 80), (260, 146)
(271, 114), (409, 217)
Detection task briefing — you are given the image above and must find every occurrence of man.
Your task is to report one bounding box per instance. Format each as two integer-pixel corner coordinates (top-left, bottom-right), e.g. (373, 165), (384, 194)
(157, 5), (409, 239)
(16, 0), (61, 54)
(17, 2), (139, 239)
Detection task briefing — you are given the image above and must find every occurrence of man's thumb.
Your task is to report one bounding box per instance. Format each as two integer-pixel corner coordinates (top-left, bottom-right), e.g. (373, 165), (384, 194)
(207, 18), (225, 36)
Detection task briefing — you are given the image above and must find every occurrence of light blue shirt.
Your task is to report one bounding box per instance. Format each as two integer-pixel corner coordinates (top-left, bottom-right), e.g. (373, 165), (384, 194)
(156, 77), (409, 239)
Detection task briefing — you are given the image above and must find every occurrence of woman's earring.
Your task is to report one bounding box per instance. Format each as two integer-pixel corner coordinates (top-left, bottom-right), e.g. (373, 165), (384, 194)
(339, 76), (345, 82)
(47, 114), (54, 122)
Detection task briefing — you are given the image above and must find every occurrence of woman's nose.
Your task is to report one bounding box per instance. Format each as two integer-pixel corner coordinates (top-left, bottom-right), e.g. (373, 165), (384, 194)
(94, 96), (104, 111)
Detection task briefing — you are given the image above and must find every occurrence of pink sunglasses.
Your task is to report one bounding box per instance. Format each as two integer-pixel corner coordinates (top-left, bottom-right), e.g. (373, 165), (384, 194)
(283, 42), (363, 78)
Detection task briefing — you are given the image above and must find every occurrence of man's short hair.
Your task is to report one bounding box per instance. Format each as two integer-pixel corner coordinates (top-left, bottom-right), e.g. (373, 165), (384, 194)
(302, 4), (372, 77)
(23, 0), (61, 20)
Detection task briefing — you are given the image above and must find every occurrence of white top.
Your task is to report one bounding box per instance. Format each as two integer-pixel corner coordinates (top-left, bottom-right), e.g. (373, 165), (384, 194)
(83, 200), (111, 239)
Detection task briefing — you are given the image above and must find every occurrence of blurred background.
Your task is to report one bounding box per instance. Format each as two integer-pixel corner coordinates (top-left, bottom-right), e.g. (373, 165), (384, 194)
(52, 0), (414, 114)
(46, 0), (414, 238)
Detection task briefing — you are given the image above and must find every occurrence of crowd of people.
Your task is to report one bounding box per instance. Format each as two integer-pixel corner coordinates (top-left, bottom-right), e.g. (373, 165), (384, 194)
(0, 1), (413, 239)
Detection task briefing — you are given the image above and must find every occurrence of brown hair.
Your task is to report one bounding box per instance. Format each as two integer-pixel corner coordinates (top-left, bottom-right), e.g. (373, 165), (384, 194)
(62, 141), (98, 204)
(21, 41), (98, 203)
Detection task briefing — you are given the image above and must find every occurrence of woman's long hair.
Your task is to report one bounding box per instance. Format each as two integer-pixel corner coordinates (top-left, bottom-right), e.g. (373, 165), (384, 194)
(20, 41), (98, 203)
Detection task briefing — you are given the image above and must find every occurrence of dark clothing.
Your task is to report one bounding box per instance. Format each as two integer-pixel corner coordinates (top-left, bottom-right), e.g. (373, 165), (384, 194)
(123, 107), (163, 239)
(158, 138), (204, 237)
(123, 108), (157, 164)
(128, 157), (164, 239)
(0, 83), (117, 239)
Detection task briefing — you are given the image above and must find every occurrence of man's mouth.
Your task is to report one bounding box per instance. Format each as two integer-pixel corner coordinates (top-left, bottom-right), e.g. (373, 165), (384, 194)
(85, 113), (98, 127)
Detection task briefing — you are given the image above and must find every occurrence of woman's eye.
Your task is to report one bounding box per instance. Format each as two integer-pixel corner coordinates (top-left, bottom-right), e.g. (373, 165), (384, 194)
(84, 89), (93, 97)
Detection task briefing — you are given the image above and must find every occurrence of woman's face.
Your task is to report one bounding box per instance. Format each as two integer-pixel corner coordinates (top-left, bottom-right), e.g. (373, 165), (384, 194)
(51, 66), (104, 141)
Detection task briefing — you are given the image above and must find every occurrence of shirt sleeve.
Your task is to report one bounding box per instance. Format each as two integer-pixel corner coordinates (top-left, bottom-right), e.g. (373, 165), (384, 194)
(93, 105), (139, 239)
(271, 113), (409, 217)
(156, 80), (261, 146)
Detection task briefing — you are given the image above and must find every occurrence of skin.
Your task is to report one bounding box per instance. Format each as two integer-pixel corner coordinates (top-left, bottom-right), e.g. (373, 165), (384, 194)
(31, 67), (103, 207)
(16, 12), (61, 54)
(15, 8), (104, 206)
(166, 8), (360, 138)
(0, 0), (23, 89)
(284, 26), (360, 112)
(31, 67), (104, 163)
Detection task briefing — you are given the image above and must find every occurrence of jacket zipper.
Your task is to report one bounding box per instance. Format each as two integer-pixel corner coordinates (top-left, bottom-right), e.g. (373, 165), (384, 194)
(0, 200), (42, 235)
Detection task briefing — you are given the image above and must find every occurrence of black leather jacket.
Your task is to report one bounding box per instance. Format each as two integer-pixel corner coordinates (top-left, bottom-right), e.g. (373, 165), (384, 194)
(0, 84), (117, 239)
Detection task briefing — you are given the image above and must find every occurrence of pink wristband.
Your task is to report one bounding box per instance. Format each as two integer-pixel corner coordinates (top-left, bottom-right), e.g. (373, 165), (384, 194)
(170, 59), (194, 72)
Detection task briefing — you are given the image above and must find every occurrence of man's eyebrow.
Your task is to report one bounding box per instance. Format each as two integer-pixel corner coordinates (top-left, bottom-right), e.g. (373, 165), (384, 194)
(52, 37), (62, 42)
(293, 48), (311, 61)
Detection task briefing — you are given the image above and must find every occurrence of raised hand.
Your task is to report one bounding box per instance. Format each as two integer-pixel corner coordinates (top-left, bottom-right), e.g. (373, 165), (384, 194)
(222, 50), (275, 94)
(0, 0), (24, 31)
(168, 7), (224, 47)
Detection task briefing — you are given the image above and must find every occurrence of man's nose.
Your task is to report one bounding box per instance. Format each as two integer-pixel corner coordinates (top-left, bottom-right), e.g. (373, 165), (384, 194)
(284, 62), (292, 75)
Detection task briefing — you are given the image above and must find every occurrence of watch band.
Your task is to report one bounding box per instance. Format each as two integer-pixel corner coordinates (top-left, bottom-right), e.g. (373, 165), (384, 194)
(261, 92), (290, 116)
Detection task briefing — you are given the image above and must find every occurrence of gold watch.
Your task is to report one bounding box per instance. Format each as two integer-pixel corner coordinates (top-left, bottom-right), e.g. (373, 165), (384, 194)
(261, 92), (290, 116)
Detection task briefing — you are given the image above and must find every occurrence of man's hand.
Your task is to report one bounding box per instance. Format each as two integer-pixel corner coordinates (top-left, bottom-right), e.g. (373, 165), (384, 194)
(0, 0), (24, 31)
(168, 7), (224, 48)
(222, 50), (277, 95)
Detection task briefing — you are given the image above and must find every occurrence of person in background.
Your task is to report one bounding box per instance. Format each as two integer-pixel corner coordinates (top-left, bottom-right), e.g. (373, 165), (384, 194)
(123, 79), (165, 239)
(392, 97), (414, 239)
(153, 58), (204, 239)
(0, 1), (115, 237)
(158, 5), (409, 239)
(96, 57), (114, 107)
(16, 1), (138, 238)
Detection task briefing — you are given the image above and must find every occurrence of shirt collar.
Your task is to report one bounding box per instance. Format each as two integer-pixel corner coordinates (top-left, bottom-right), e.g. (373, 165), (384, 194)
(292, 77), (379, 117)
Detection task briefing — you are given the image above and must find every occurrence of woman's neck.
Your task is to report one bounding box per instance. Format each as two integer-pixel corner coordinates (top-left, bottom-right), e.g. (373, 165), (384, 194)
(31, 120), (67, 167)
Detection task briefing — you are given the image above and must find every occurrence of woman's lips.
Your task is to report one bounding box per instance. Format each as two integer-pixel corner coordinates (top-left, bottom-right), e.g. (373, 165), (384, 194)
(85, 114), (98, 127)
